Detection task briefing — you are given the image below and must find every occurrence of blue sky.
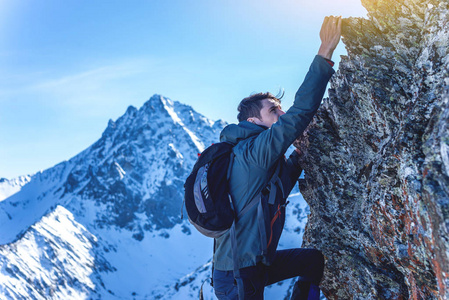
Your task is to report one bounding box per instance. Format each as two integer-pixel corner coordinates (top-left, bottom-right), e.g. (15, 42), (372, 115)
(0, 0), (367, 179)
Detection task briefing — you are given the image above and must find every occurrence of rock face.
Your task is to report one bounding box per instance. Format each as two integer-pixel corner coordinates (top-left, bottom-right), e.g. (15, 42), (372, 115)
(298, 0), (449, 298)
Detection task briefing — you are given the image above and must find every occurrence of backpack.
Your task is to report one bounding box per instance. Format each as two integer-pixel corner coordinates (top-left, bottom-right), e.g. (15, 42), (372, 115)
(183, 142), (236, 238)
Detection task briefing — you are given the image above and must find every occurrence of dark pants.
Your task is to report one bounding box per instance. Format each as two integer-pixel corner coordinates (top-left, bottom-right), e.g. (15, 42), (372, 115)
(213, 248), (324, 300)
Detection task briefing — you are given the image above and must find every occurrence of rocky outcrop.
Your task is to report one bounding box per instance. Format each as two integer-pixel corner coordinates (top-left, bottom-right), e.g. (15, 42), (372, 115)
(298, 0), (449, 298)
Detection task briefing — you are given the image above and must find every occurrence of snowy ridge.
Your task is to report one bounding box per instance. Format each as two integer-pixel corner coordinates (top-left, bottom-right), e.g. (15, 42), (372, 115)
(0, 161), (74, 244)
(0, 204), (212, 299)
(0, 205), (106, 299)
(0, 175), (32, 201)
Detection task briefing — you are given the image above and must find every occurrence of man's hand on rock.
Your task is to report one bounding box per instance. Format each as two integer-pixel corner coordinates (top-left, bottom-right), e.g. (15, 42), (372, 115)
(293, 138), (303, 156)
(318, 15), (342, 60)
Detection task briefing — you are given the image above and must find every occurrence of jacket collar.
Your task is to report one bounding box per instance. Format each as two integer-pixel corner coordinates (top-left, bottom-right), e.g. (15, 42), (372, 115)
(220, 121), (268, 145)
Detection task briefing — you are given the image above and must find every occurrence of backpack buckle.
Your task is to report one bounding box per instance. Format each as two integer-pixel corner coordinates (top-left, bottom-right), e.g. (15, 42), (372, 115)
(261, 186), (270, 196)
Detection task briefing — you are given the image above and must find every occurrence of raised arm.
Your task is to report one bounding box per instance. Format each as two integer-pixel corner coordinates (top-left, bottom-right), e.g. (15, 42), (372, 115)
(248, 16), (342, 170)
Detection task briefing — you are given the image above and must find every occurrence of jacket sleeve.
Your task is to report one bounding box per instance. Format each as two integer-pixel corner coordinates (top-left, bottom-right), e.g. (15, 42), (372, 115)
(246, 55), (335, 170)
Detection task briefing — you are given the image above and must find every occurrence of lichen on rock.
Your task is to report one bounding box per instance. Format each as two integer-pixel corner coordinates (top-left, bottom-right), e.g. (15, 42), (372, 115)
(297, 0), (449, 298)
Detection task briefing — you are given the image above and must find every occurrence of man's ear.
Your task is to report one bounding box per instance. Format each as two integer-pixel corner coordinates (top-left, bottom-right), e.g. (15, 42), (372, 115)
(247, 118), (255, 124)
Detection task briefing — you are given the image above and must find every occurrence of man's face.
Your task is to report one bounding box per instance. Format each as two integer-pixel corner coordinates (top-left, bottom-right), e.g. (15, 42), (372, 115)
(248, 98), (285, 128)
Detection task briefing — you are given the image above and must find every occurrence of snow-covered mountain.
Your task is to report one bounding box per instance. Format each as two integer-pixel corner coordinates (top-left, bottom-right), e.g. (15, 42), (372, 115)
(0, 94), (311, 299)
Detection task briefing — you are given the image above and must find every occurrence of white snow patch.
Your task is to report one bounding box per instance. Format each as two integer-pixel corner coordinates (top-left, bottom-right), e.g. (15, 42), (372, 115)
(169, 143), (184, 160)
(113, 162), (126, 179)
(160, 96), (205, 153)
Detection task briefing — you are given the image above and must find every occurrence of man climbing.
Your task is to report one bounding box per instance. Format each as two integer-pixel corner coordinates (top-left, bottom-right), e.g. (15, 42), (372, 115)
(212, 16), (342, 299)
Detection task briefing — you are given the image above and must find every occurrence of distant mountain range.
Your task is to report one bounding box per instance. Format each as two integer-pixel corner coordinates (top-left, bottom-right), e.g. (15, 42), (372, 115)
(0, 95), (310, 299)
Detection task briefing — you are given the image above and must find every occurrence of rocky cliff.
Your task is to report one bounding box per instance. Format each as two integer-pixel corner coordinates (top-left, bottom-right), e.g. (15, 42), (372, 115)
(298, 0), (449, 299)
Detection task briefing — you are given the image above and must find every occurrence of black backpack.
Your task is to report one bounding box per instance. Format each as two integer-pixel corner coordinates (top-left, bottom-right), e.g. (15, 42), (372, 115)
(183, 142), (235, 238)
(183, 140), (286, 245)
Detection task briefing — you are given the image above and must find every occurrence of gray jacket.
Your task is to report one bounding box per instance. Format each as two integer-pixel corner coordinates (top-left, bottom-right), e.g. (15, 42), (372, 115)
(213, 55), (335, 271)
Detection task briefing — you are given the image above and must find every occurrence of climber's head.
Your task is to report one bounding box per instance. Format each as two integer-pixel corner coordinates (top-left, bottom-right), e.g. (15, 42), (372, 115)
(237, 92), (285, 128)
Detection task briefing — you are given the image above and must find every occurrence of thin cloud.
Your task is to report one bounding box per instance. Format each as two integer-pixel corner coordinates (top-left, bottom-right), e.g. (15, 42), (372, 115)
(0, 58), (161, 118)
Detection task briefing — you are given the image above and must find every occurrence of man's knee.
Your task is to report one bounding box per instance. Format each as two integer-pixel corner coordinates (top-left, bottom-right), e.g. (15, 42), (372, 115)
(314, 249), (324, 269)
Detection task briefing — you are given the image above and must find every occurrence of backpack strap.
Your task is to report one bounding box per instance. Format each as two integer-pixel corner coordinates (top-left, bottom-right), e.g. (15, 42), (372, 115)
(227, 150), (235, 180)
(268, 177), (284, 205)
(267, 162), (284, 205)
(257, 198), (268, 257)
(236, 193), (260, 220)
(211, 239), (216, 287)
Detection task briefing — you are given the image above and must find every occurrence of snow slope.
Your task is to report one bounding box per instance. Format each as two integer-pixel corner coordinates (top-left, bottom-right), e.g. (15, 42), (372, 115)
(0, 176), (31, 201)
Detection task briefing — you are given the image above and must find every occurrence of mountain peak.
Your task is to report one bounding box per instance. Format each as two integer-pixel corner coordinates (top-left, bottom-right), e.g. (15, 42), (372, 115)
(0, 93), (227, 244)
(125, 105), (138, 115)
(143, 94), (166, 109)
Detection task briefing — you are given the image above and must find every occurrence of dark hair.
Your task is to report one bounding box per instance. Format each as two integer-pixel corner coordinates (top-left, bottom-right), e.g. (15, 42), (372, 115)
(237, 90), (284, 122)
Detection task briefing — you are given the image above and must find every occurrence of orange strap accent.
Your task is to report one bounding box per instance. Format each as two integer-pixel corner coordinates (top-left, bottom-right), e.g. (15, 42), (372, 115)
(266, 204), (281, 249)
